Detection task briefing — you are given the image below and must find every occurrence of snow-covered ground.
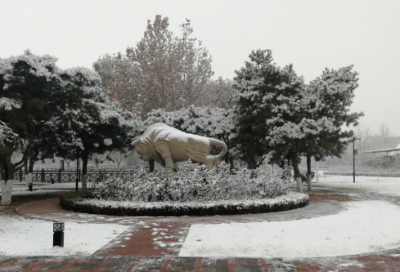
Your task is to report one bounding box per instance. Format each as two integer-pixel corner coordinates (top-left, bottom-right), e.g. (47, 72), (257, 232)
(0, 215), (129, 256)
(179, 200), (400, 258)
(0, 181), (84, 196)
(179, 174), (400, 258)
(1, 183), (128, 256)
(315, 172), (400, 197)
(2, 176), (400, 258)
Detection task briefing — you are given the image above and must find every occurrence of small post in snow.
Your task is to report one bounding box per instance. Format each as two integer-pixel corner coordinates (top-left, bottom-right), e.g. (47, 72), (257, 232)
(53, 222), (64, 247)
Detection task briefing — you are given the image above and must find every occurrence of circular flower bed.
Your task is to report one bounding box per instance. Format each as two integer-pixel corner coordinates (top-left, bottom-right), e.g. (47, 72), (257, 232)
(60, 162), (309, 216)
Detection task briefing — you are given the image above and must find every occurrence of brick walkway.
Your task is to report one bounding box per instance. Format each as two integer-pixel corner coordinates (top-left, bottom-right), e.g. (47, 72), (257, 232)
(0, 256), (295, 272)
(1, 188), (400, 271)
(2, 254), (400, 271)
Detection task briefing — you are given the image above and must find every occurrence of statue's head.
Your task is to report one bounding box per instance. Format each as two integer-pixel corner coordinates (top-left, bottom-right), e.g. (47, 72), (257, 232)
(131, 139), (150, 161)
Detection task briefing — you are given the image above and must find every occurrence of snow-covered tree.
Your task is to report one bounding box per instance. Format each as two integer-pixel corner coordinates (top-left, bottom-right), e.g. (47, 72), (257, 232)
(176, 18), (214, 107)
(0, 51), (63, 205)
(303, 66), (363, 187)
(199, 77), (237, 109)
(94, 15), (213, 117)
(355, 124), (371, 143)
(233, 49), (282, 169)
(51, 67), (140, 175)
(354, 124), (371, 158)
(0, 99), (20, 148)
(234, 50), (363, 192)
(0, 51), (141, 205)
(93, 53), (133, 106)
(107, 151), (126, 167)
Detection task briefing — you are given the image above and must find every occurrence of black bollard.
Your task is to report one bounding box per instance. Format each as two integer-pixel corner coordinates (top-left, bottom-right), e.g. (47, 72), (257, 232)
(28, 183), (33, 191)
(53, 222), (64, 247)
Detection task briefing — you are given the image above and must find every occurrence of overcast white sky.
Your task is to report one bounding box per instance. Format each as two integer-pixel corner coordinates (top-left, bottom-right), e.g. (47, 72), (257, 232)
(1, 0), (400, 137)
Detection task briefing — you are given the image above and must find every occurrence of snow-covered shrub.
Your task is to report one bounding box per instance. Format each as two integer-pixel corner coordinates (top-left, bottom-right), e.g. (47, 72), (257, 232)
(87, 161), (291, 202)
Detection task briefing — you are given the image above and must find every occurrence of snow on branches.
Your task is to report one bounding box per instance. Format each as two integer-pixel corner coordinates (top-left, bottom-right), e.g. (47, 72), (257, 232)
(0, 98), (21, 111)
(0, 121), (19, 147)
(144, 105), (236, 144)
(233, 49), (363, 190)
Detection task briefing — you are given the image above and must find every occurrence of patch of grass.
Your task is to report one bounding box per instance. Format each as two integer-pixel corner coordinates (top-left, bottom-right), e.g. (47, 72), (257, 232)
(61, 191), (82, 200)
(309, 193), (352, 202)
(60, 191), (82, 211)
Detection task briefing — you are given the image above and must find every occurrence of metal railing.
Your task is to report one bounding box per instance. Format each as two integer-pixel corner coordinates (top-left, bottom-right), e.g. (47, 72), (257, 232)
(14, 169), (136, 183)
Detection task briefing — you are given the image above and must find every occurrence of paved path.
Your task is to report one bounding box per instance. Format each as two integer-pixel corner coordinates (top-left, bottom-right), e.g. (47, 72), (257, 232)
(1, 186), (400, 271)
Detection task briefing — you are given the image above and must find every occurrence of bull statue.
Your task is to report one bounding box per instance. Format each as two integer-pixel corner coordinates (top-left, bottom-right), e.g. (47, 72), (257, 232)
(132, 123), (228, 172)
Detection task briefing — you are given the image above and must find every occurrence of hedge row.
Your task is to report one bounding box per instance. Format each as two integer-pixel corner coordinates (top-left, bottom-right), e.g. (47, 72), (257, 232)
(60, 192), (309, 217)
(324, 171), (400, 177)
(87, 162), (291, 202)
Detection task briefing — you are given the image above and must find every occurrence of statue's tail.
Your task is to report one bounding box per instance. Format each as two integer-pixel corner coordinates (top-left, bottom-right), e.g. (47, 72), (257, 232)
(205, 139), (228, 169)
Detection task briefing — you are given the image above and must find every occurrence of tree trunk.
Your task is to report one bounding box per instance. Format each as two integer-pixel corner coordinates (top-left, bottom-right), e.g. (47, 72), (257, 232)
(81, 152), (89, 195)
(0, 153), (15, 205)
(246, 157), (257, 169)
(27, 155), (35, 189)
(24, 159), (28, 175)
(25, 172), (32, 186)
(307, 151), (312, 192)
(29, 156), (35, 172)
(224, 151), (229, 164)
(229, 157), (234, 171)
(116, 158), (122, 167)
(0, 180), (13, 205)
(291, 146), (303, 193)
(82, 152), (89, 175)
(307, 175), (312, 192)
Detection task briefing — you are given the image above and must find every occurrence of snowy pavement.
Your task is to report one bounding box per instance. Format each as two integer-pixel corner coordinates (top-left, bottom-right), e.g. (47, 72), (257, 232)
(178, 174), (400, 258)
(0, 215), (129, 256)
(314, 172), (400, 197)
(179, 200), (400, 258)
(1, 176), (400, 260)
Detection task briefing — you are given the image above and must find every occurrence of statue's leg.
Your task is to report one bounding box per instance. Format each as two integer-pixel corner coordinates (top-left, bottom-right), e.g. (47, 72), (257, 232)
(155, 143), (177, 172)
(205, 158), (213, 170)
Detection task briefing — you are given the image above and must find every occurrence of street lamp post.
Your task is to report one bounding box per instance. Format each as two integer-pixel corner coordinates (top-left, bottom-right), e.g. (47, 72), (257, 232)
(353, 138), (361, 183)
(353, 140), (356, 183)
(76, 147), (80, 192)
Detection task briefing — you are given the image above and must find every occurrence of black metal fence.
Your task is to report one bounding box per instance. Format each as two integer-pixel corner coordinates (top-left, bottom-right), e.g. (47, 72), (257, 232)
(14, 169), (134, 183)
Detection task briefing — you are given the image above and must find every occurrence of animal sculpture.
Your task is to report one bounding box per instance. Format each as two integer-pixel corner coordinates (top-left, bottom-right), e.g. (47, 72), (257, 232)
(132, 123), (228, 172)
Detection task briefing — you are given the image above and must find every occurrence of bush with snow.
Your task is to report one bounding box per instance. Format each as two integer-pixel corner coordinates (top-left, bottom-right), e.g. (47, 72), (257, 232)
(86, 162), (291, 202)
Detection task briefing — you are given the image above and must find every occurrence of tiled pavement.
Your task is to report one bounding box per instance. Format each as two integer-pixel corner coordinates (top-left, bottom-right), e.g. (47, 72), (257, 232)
(2, 254), (400, 271)
(2, 188), (400, 271)
(0, 256), (293, 272)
